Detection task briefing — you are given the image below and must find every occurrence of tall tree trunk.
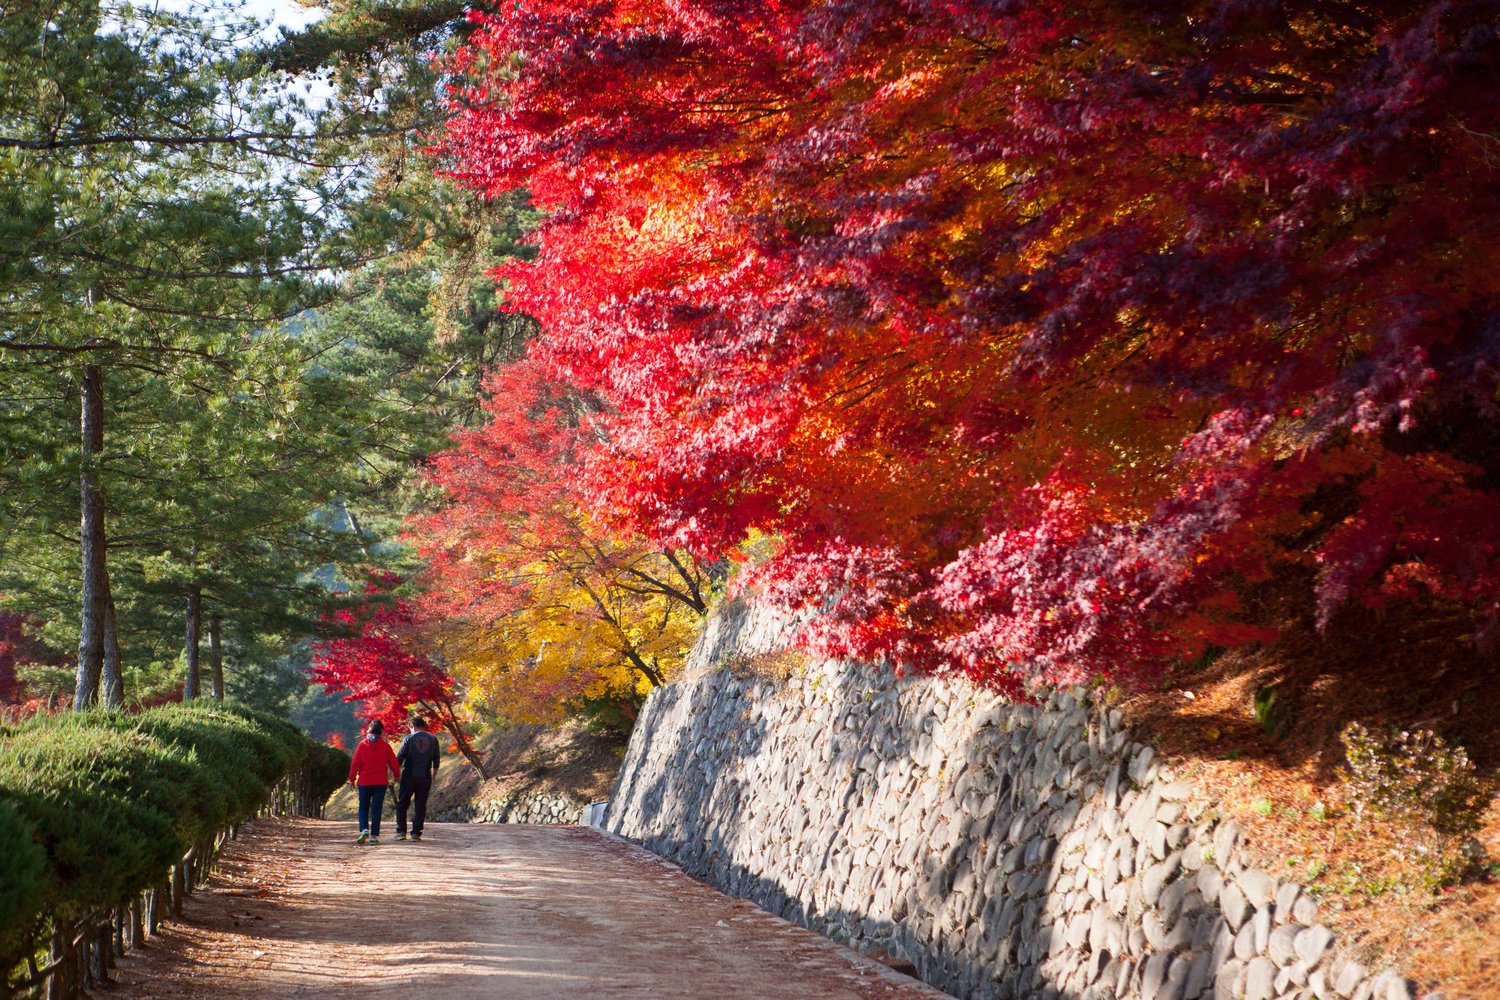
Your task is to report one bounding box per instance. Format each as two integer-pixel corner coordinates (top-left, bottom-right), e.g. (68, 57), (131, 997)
(342, 499), (373, 558)
(100, 570), (123, 709)
(182, 585), (202, 700)
(422, 690), (490, 779)
(74, 363), (106, 711)
(209, 615), (224, 701)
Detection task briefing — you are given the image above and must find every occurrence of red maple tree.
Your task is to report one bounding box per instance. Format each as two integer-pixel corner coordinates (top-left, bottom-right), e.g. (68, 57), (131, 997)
(436, 0), (1500, 692)
(411, 359), (588, 631)
(310, 581), (490, 775)
(408, 358), (709, 719)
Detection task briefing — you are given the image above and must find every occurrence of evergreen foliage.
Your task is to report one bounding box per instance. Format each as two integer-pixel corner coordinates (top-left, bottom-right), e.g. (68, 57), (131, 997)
(0, 703), (342, 973)
(0, 800), (45, 965)
(0, 0), (439, 707)
(0, 0), (539, 712)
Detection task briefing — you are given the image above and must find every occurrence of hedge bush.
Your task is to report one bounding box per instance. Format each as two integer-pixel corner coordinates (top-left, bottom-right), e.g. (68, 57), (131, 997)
(0, 702), (336, 974)
(0, 799), (45, 963)
(305, 740), (354, 802)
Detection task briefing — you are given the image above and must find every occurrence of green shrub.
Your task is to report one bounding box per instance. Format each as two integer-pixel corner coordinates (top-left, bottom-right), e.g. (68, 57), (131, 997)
(0, 723), (187, 923)
(0, 702), (318, 973)
(131, 707), (259, 821)
(164, 702), (307, 784)
(1338, 721), (1489, 888)
(0, 798), (45, 962)
(306, 742), (352, 804)
(133, 702), (305, 819)
(18, 711), (233, 846)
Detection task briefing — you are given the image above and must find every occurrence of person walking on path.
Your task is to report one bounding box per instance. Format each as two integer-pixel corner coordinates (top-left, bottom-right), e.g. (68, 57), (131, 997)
(395, 716), (442, 842)
(348, 719), (399, 845)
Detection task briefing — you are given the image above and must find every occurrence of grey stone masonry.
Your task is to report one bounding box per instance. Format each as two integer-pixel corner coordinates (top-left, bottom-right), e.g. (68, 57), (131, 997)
(435, 791), (585, 826)
(605, 600), (1423, 1000)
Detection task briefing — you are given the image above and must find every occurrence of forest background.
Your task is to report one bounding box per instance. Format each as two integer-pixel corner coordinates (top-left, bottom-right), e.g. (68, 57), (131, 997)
(1, 0), (1497, 991)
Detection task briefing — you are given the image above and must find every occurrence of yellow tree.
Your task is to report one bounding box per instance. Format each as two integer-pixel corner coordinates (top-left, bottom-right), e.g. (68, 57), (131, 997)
(431, 549), (702, 724)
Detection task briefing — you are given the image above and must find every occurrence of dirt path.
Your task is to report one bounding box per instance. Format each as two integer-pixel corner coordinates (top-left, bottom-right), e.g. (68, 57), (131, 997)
(104, 818), (947, 999)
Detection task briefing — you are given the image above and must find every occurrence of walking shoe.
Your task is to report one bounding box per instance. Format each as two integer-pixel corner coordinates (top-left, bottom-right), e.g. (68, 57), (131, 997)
(395, 832), (407, 841)
(411, 833), (422, 842)
(369, 836), (381, 845)
(356, 830), (369, 845)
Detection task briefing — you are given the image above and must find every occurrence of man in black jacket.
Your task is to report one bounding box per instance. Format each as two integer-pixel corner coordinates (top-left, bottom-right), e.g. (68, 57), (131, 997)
(394, 716), (441, 842)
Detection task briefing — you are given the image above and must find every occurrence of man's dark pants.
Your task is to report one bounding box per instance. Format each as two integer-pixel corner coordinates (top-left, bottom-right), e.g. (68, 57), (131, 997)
(397, 775), (431, 837)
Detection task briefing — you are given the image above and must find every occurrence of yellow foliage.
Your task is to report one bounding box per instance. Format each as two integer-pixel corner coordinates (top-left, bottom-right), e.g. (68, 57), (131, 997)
(431, 547), (700, 725)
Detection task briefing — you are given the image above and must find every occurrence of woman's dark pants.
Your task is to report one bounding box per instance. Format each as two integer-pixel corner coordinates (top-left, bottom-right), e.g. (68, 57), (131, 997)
(357, 784), (387, 837)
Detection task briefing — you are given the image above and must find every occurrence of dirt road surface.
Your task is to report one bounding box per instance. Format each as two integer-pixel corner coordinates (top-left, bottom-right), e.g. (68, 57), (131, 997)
(106, 818), (948, 999)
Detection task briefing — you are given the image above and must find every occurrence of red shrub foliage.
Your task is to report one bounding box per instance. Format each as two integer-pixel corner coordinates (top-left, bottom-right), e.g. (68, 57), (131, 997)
(436, 0), (1500, 693)
(0, 616), (25, 705)
(0, 610), (61, 705)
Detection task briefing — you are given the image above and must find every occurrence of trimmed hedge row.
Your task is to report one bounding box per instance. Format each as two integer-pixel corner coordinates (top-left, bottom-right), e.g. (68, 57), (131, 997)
(0, 799), (46, 964)
(0, 702), (349, 973)
(304, 741), (354, 802)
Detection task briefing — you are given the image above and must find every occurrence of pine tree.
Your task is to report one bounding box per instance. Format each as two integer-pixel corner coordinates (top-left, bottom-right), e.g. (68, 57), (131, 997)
(0, 0), (417, 706)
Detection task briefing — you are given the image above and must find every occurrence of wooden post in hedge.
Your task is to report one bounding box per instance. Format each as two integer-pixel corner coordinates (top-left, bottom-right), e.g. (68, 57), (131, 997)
(74, 927), (86, 992)
(149, 881), (165, 935)
(84, 920), (96, 986)
(45, 926), (66, 1000)
(129, 893), (144, 953)
(69, 925), (83, 997)
(89, 920), (109, 984)
(171, 864), (185, 916)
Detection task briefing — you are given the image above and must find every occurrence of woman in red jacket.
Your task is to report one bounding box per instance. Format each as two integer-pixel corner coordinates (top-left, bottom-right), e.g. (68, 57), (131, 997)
(348, 719), (400, 844)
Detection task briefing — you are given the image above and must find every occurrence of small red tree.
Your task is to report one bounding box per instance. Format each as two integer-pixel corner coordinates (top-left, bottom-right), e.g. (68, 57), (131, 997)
(310, 581), (490, 776)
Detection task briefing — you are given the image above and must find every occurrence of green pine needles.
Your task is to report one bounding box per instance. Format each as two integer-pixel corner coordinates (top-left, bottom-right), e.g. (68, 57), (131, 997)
(0, 703), (348, 981)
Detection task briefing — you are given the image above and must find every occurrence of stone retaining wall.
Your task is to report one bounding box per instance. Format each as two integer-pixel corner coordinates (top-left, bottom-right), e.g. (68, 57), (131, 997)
(605, 601), (1418, 1000)
(435, 791), (585, 826)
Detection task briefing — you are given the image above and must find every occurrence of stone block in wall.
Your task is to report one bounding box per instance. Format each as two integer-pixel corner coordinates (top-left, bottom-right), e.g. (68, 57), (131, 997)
(463, 791), (586, 827)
